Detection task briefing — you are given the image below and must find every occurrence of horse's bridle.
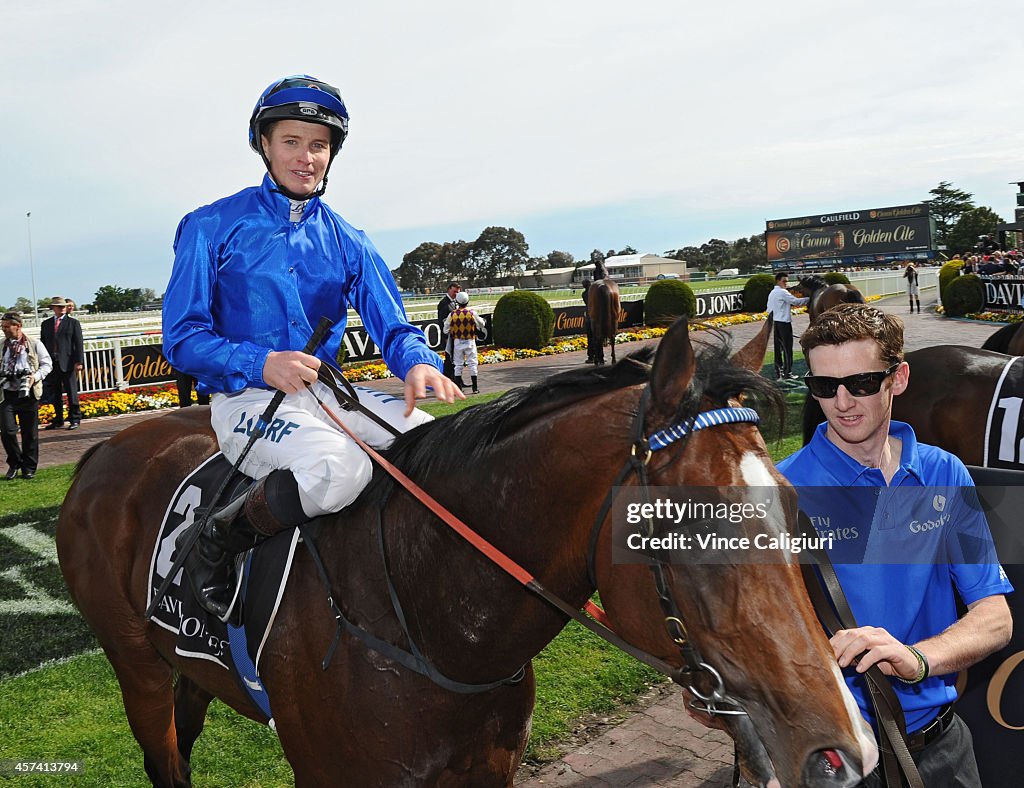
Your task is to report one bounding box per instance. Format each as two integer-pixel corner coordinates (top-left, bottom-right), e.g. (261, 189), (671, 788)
(586, 384), (761, 718)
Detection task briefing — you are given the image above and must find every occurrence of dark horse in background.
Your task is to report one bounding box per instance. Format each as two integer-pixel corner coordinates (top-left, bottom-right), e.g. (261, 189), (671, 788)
(982, 320), (1024, 357)
(798, 274), (866, 323)
(57, 317), (876, 787)
(587, 259), (621, 365)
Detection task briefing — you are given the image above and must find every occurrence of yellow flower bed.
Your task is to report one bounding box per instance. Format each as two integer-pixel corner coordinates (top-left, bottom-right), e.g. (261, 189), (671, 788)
(40, 384), (182, 425)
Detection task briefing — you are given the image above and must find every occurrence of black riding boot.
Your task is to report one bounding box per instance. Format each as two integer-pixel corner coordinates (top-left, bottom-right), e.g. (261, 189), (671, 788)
(455, 375), (467, 390)
(471, 375), (479, 394)
(178, 470), (305, 620)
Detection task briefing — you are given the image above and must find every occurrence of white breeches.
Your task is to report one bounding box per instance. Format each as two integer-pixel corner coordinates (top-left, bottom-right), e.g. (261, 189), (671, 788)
(453, 339), (478, 376)
(210, 383), (432, 517)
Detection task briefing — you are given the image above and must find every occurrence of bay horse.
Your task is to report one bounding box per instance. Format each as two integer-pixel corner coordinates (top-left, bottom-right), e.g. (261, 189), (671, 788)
(802, 344), (1013, 467)
(587, 277), (621, 365)
(798, 275), (866, 323)
(57, 317), (876, 788)
(982, 321), (1024, 357)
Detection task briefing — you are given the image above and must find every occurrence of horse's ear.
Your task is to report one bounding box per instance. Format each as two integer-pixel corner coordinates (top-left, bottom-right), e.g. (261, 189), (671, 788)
(731, 315), (772, 373)
(649, 317), (696, 420)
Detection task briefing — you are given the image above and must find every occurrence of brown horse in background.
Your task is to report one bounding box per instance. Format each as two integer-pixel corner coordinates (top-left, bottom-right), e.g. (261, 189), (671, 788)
(798, 275), (866, 322)
(982, 321), (1024, 357)
(587, 277), (621, 365)
(58, 317), (875, 788)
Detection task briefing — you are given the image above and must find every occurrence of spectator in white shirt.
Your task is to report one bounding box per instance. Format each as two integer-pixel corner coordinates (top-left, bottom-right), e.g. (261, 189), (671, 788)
(766, 272), (809, 380)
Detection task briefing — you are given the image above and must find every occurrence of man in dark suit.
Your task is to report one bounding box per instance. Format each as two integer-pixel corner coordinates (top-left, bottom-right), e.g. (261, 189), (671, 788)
(40, 296), (84, 430)
(436, 281), (461, 381)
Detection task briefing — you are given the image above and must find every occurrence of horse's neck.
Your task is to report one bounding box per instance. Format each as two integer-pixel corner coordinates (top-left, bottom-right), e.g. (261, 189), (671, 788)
(344, 390), (637, 681)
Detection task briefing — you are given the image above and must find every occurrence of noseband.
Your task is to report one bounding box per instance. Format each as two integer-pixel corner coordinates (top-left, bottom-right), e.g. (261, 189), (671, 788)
(586, 384), (760, 718)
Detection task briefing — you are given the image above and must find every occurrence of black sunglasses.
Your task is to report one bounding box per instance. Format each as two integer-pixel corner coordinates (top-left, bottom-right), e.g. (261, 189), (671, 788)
(804, 364), (900, 398)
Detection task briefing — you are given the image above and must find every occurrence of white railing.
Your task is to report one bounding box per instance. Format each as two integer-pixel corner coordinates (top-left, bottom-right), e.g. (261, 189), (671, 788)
(78, 335), (166, 394)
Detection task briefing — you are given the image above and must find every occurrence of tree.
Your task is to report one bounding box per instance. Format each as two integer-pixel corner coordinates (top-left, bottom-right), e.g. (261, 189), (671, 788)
(729, 234), (767, 274)
(927, 181), (975, 247)
(545, 250), (575, 269)
(92, 285), (145, 312)
(13, 296), (34, 314)
(435, 240), (472, 287)
(470, 226), (529, 285)
(605, 245), (637, 258)
(700, 239), (731, 272)
(398, 242), (441, 291)
(665, 246), (708, 270)
(947, 206), (1004, 256)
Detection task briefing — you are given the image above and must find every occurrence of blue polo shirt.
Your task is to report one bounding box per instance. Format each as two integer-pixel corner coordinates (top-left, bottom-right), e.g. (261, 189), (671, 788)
(778, 421), (1013, 734)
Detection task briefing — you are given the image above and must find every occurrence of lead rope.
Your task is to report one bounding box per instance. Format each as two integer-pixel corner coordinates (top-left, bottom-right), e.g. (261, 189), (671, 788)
(798, 513), (923, 788)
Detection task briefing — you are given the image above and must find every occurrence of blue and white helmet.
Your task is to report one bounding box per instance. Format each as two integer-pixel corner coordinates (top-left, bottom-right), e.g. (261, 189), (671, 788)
(249, 75), (350, 198)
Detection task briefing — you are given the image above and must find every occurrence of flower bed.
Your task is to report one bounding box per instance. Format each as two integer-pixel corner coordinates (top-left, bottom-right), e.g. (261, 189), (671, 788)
(40, 384), (181, 426)
(935, 306), (1024, 323)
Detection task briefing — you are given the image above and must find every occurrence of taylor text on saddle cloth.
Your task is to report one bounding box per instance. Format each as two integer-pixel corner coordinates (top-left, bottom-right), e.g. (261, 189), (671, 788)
(163, 74), (462, 619)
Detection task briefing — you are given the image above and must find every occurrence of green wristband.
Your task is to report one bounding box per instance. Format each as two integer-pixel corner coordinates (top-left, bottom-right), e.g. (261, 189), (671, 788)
(896, 645), (928, 684)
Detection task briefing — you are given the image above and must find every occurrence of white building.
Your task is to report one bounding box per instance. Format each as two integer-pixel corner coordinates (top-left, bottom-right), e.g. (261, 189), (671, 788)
(526, 254), (688, 288)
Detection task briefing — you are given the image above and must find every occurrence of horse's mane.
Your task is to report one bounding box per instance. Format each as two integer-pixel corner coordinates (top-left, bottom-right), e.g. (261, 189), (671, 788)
(364, 331), (780, 505)
(798, 274), (827, 292)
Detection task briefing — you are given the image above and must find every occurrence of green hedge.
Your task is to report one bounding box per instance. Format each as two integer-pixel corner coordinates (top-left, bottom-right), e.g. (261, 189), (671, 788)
(643, 280), (696, 326)
(742, 274), (776, 312)
(938, 260), (966, 302)
(823, 272), (851, 285)
(492, 290), (555, 349)
(942, 274), (985, 317)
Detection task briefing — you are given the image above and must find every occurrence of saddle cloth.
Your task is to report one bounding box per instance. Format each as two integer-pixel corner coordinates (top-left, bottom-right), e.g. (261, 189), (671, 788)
(984, 355), (1024, 469)
(147, 452), (302, 724)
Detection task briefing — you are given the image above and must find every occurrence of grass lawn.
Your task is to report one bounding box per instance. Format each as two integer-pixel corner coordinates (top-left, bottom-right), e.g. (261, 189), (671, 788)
(1, 378), (808, 785)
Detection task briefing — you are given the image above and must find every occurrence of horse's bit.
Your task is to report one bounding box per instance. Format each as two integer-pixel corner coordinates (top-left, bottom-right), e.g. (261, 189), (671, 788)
(586, 385), (761, 719)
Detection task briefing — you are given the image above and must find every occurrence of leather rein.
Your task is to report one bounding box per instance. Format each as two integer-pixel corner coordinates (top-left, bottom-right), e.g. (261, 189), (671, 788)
(308, 369), (760, 703)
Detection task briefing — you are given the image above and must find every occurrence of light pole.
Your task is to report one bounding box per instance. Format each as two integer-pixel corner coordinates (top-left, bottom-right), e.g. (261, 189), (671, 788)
(26, 211), (38, 327)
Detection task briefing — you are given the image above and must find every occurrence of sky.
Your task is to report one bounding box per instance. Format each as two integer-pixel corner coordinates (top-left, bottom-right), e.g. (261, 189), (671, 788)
(2, 0), (1023, 306)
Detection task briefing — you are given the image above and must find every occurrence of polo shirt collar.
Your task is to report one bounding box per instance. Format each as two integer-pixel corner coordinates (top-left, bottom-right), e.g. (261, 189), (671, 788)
(806, 419), (925, 486)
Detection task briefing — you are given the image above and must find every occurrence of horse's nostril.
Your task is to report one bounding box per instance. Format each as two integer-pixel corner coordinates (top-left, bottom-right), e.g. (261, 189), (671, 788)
(804, 748), (860, 788)
(822, 749), (843, 770)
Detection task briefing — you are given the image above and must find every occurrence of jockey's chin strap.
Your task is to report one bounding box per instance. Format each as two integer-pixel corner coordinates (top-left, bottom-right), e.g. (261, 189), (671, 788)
(302, 379), (759, 695)
(586, 386), (761, 719)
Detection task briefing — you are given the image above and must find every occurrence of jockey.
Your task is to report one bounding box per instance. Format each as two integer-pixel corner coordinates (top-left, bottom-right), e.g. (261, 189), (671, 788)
(442, 291), (485, 393)
(163, 75), (462, 618)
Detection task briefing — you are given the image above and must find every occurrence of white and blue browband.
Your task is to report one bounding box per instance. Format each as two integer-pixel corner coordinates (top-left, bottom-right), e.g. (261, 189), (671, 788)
(647, 407), (760, 452)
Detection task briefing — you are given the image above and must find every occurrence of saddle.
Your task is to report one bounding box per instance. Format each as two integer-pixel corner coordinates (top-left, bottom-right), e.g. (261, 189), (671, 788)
(148, 453), (302, 724)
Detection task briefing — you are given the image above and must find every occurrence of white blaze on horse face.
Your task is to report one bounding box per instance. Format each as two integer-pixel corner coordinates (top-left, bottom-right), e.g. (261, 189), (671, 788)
(830, 662), (880, 777)
(738, 452), (776, 488)
(737, 452), (795, 562)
